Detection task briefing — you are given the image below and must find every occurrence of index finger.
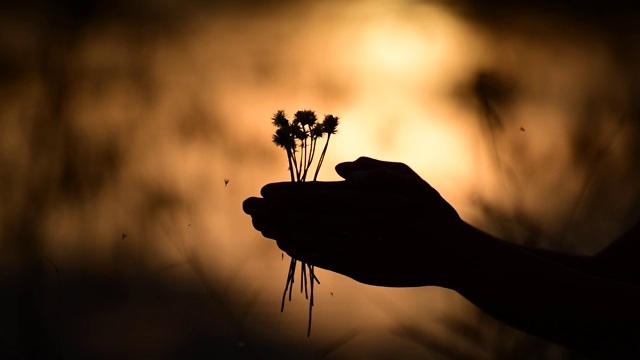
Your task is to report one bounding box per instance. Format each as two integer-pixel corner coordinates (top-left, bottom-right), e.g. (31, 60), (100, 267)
(260, 181), (347, 199)
(335, 157), (412, 179)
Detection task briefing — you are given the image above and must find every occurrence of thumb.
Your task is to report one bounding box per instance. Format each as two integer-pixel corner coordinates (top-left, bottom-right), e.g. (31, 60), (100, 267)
(345, 169), (427, 193)
(336, 156), (410, 179)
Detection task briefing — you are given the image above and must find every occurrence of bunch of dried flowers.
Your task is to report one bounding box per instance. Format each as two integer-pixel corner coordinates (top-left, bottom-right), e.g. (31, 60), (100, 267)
(271, 109), (339, 337)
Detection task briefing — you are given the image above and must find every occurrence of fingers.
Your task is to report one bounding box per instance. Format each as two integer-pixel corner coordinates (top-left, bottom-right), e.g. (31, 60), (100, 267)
(257, 181), (416, 213)
(245, 178), (454, 234)
(335, 156), (412, 179)
(255, 201), (411, 242)
(260, 181), (344, 199)
(242, 196), (263, 215)
(346, 169), (429, 194)
(277, 237), (365, 284)
(335, 157), (427, 194)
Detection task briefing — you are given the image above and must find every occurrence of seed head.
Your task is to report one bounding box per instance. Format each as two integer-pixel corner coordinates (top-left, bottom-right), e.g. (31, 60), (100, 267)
(272, 110), (290, 129)
(322, 114), (339, 135)
(294, 110), (318, 127)
(273, 127), (295, 150)
(291, 122), (307, 141)
(310, 123), (324, 138)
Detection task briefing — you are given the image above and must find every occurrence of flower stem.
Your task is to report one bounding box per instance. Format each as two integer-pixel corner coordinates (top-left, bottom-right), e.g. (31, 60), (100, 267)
(281, 257), (297, 312)
(313, 133), (331, 181)
(308, 264), (315, 337)
(285, 148), (295, 182)
(301, 261), (307, 297)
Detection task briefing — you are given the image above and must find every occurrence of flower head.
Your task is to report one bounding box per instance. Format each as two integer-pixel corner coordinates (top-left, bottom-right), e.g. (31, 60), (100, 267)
(291, 122), (307, 141)
(322, 114), (339, 135)
(294, 110), (318, 127)
(272, 110), (290, 129)
(310, 123), (324, 138)
(272, 126), (295, 150)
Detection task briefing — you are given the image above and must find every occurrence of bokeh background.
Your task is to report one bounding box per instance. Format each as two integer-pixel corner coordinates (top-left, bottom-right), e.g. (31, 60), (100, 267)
(2, 0), (640, 359)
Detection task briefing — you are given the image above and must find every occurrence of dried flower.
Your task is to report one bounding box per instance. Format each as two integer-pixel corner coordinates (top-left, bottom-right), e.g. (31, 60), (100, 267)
(291, 123), (307, 141)
(270, 108), (341, 337)
(272, 127), (295, 150)
(322, 114), (339, 135)
(294, 110), (318, 127)
(310, 123), (324, 138)
(272, 110), (290, 129)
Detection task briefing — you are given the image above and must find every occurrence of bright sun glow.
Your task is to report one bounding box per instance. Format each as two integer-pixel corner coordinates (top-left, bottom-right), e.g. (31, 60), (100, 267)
(364, 18), (431, 71)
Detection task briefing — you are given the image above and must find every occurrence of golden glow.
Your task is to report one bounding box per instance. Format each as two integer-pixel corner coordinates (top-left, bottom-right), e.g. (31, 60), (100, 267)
(3, 0), (640, 358)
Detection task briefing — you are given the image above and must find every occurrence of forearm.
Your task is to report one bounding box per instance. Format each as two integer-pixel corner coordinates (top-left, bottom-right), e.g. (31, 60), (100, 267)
(446, 222), (640, 356)
(528, 222), (640, 284)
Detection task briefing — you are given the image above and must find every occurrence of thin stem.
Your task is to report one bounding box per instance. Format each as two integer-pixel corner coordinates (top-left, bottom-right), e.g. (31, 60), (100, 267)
(298, 148), (304, 181)
(305, 135), (318, 181)
(288, 259), (297, 302)
(281, 257), (297, 312)
(281, 270), (291, 312)
(313, 134), (331, 181)
(301, 261), (307, 296)
(303, 127), (308, 180)
(289, 146), (300, 182)
(304, 262), (310, 299)
(285, 148), (295, 182)
(308, 264), (315, 337)
(309, 265), (316, 305)
(301, 136), (311, 181)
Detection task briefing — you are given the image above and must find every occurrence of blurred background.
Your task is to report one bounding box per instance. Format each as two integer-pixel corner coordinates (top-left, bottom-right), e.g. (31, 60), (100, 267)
(2, 0), (640, 358)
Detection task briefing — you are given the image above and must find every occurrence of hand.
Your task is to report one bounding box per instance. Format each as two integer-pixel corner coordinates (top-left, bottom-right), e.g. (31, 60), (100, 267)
(243, 157), (464, 287)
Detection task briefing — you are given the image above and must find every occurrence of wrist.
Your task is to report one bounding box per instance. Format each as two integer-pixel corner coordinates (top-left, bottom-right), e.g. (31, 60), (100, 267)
(432, 220), (498, 291)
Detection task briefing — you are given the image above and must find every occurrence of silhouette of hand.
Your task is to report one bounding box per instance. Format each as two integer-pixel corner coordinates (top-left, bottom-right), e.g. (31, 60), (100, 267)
(243, 157), (463, 287)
